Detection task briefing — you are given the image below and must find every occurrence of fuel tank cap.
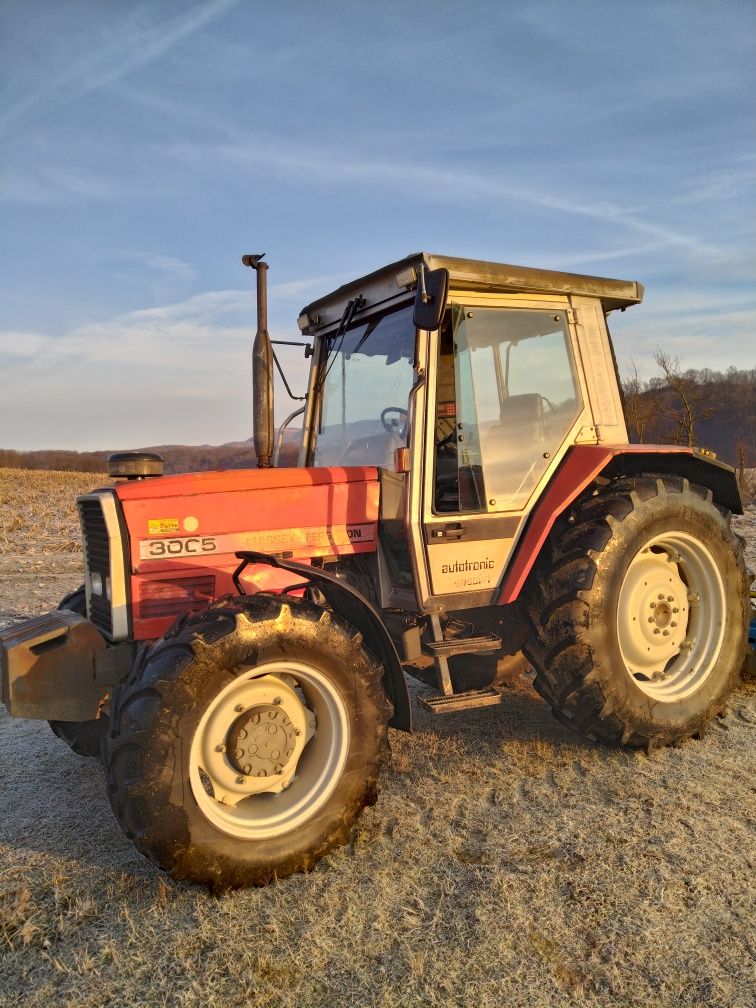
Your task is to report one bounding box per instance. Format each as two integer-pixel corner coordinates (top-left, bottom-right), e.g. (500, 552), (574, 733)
(107, 451), (165, 480)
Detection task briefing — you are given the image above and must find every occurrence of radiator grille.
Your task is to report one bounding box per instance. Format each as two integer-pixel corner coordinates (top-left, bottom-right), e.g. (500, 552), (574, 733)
(78, 498), (113, 635)
(138, 576), (216, 620)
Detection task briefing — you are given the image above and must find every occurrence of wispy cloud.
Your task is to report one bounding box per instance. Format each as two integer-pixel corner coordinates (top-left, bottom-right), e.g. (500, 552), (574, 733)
(611, 299), (756, 381)
(0, 0), (239, 136)
(0, 163), (175, 206)
(115, 252), (197, 285)
(0, 278), (325, 448)
(164, 137), (729, 263)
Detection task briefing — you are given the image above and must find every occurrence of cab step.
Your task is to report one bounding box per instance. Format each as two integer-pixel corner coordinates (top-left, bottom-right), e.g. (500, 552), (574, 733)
(418, 686), (505, 714)
(424, 632), (501, 659)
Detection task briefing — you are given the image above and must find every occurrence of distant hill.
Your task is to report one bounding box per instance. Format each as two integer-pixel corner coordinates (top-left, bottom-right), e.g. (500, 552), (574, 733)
(0, 433), (300, 475)
(2, 366), (753, 474)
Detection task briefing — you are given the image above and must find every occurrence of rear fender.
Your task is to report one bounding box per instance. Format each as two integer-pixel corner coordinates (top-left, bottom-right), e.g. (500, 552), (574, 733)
(234, 552), (412, 732)
(498, 445), (743, 605)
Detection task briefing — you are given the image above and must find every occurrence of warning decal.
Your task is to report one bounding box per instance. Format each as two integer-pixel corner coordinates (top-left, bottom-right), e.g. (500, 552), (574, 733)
(148, 518), (180, 535)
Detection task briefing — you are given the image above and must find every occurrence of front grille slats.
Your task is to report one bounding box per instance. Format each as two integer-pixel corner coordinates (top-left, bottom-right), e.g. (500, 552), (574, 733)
(78, 499), (113, 635)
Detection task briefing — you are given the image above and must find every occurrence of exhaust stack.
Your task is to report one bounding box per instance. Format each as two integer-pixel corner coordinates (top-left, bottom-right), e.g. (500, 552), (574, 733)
(243, 253), (274, 468)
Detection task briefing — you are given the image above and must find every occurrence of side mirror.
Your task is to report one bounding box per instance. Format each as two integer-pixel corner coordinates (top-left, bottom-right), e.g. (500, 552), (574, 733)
(413, 266), (449, 331)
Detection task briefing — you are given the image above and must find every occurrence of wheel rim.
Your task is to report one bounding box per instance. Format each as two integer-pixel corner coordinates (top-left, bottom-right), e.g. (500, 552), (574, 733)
(189, 660), (350, 839)
(616, 531), (726, 701)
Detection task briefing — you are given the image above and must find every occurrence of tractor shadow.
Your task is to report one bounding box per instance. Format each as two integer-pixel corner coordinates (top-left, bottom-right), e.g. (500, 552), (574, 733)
(0, 675), (613, 871)
(0, 707), (151, 873)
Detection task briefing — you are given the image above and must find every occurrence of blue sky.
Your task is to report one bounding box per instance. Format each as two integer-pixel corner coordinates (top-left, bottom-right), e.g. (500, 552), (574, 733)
(1, 0), (754, 450)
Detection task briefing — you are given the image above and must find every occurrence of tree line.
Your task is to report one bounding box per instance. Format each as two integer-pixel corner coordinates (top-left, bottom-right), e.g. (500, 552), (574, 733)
(623, 359), (755, 470)
(2, 361), (753, 477)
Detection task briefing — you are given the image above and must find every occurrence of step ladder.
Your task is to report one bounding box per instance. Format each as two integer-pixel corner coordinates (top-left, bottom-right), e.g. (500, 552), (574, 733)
(418, 614), (504, 714)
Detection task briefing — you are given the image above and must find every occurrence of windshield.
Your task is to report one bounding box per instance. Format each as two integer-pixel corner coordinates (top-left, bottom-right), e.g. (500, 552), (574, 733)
(312, 303), (415, 468)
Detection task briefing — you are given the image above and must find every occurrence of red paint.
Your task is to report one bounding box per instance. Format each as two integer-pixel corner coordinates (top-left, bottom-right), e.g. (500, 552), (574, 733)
(497, 445), (695, 604)
(117, 466), (378, 640)
(131, 563), (308, 639)
(116, 465), (377, 500)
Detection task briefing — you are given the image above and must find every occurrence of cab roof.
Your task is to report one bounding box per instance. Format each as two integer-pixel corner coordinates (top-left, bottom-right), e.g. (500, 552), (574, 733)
(301, 252), (644, 319)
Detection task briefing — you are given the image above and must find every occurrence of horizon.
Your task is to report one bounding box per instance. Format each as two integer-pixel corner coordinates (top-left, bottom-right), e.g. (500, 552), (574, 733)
(1, 1), (754, 451)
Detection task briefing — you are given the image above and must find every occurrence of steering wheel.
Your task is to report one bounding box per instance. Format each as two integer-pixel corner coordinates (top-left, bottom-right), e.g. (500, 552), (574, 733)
(381, 406), (408, 438)
(541, 395), (557, 413)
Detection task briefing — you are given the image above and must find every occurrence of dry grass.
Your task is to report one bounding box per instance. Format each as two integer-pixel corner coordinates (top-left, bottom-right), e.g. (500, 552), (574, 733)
(0, 469), (110, 556)
(1, 469), (755, 1008)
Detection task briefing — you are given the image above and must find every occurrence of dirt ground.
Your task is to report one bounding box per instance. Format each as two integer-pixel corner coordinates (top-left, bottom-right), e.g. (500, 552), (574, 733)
(1, 469), (754, 1008)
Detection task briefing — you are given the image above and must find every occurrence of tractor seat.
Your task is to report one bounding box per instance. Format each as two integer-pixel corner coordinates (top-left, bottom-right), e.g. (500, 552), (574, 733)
(487, 393), (544, 444)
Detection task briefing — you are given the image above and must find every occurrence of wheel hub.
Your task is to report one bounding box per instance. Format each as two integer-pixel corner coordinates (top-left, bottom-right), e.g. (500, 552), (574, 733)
(196, 672), (314, 804)
(227, 704), (298, 778)
(616, 532), (726, 701)
(188, 660), (350, 841)
(618, 549), (688, 675)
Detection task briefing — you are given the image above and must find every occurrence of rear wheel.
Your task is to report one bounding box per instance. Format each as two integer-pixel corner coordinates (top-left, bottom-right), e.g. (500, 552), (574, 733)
(104, 594), (391, 889)
(48, 587), (109, 758)
(524, 475), (749, 749)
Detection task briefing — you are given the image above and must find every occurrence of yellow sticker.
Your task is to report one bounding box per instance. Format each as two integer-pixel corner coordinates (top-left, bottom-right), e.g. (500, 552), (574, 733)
(148, 518), (180, 535)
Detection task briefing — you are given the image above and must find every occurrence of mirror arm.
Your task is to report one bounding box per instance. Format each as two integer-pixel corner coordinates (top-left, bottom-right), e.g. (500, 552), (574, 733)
(271, 345), (306, 401)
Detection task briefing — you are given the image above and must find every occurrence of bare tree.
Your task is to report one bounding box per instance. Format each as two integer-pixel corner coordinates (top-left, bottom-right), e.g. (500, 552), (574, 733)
(652, 349), (715, 448)
(623, 360), (657, 443)
(736, 440), (753, 505)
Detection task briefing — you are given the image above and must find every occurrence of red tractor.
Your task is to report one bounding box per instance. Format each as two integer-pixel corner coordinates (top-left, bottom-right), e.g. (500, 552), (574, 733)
(1, 253), (749, 889)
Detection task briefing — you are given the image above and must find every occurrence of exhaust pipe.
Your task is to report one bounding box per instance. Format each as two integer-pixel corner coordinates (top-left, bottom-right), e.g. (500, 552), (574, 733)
(242, 253), (274, 468)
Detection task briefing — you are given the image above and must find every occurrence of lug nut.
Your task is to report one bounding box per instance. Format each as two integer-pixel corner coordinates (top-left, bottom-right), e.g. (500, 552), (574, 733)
(235, 775), (246, 785)
(667, 595), (673, 602)
(662, 630), (669, 636)
(653, 628), (660, 635)
(672, 608), (679, 613)
(215, 744), (226, 753)
(648, 617), (654, 623)
(272, 697), (282, 705)
(671, 621), (677, 628)
(234, 704), (245, 713)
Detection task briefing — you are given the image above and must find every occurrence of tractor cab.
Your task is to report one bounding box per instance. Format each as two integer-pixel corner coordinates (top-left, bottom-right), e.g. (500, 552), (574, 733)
(289, 254), (640, 611)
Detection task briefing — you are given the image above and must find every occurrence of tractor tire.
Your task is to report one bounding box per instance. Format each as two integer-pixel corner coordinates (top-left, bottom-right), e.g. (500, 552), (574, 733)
(103, 593), (391, 890)
(48, 586), (109, 759)
(523, 474), (749, 750)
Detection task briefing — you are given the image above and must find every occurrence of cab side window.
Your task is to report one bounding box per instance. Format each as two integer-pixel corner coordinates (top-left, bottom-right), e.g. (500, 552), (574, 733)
(433, 306), (581, 513)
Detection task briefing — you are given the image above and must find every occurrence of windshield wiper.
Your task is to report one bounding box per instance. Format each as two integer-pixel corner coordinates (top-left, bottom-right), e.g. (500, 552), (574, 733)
(316, 295), (365, 431)
(351, 318), (377, 356)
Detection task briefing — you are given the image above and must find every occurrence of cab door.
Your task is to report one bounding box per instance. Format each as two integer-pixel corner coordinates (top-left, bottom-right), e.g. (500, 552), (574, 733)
(411, 294), (590, 610)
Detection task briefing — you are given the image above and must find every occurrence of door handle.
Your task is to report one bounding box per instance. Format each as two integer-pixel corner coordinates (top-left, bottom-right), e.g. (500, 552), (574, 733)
(430, 522), (465, 540)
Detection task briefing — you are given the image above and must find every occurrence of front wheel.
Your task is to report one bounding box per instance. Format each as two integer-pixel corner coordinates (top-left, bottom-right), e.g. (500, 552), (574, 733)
(524, 475), (749, 749)
(104, 594), (391, 889)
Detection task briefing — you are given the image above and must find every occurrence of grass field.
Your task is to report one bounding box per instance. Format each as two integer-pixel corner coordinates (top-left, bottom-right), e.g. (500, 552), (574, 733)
(1, 468), (754, 1007)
